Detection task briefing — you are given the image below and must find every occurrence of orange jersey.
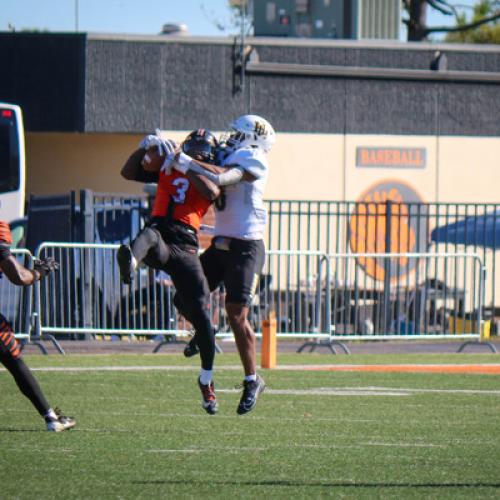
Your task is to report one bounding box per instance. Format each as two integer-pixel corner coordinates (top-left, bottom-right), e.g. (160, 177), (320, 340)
(0, 220), (12, 245)
(151, 171), (211, 231)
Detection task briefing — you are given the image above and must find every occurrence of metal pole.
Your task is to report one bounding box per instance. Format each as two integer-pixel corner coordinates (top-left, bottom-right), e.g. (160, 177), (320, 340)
(241, 4), (246, 104)
(383, 200), (393, 333)
(75, 0), (79, 32)
(478, 263), (486, 339)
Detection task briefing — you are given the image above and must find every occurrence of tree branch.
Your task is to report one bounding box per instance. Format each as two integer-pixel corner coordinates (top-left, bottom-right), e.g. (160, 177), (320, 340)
(424, 10), (500, 34)
(427, 0), (456, 16)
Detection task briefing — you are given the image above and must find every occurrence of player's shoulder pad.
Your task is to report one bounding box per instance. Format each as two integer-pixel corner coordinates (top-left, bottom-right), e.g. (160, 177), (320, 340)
(224, 147), (268, 179)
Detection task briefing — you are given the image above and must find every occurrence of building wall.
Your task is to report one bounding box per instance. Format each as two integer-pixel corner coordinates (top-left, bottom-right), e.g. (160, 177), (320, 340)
(2, 33), (499, 137)
(83, 36), (500, 136)
(4, 33), (495, 206)
(25, 131), (500, 205)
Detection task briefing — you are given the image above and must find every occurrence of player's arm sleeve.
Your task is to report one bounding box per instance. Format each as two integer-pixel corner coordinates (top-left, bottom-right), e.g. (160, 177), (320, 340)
(121, 148), (159, 183)
(0, 244), (12, 263)
(226, 148), (266, 179)
(188, 162), (244, 186)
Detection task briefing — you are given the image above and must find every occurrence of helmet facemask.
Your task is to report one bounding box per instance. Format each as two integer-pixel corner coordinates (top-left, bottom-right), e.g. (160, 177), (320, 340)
(182, 130), (218, 163)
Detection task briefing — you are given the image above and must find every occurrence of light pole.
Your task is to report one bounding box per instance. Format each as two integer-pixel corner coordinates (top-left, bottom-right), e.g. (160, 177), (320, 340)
(75, 0), (79, 32)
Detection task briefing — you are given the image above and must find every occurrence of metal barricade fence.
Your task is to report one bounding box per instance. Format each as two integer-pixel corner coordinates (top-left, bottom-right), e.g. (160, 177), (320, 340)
(326, 252), (485, 341)
(34, 244), (330, 341)
(35, 243), (190, 339)
(33, 244), (487, 349)
(0, 249), (34, 340)
(248, 250), (330, 339)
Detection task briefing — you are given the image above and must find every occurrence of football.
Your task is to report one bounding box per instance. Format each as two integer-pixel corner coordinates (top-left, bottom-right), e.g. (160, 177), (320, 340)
(141, 146), (165, 172)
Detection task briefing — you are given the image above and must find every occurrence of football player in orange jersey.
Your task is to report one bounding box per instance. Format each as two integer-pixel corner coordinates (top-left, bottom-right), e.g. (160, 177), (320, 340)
(118, 129), (222, 415)
(0, 220), (76, 432)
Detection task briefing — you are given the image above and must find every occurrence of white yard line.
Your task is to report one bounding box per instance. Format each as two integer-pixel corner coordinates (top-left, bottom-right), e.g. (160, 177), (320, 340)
(363, 441), (445, 448)
(146, 442), (444, 453)
(147, 447), (267, 453)
(2, 364), (500, 395)
(217, 388), (411, 396)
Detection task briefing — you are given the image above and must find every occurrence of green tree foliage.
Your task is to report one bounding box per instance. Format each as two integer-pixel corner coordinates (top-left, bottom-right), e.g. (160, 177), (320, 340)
(445, 0), (500, 43)
(403, 0), (500, 41)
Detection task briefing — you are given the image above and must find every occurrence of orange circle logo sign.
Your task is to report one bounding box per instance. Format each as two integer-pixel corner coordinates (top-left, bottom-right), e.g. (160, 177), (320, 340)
(349, 181), (426, 282)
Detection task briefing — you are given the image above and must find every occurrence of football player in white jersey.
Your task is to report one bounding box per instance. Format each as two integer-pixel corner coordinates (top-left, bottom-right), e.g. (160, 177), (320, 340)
(171, 114), (275, 415)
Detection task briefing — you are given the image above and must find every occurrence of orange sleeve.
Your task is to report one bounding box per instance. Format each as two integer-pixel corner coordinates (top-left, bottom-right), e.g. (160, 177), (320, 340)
(0, 221), (12, 245)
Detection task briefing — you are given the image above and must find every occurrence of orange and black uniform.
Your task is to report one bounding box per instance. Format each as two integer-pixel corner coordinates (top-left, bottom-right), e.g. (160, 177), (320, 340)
(0, 221), (22, 360)
(0, 221), (52, 416)
(151, 170), (211, 231)
(130, 167), (215, 370)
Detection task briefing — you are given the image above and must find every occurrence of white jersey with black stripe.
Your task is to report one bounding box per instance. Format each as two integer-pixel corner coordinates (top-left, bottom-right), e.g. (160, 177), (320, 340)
(214, 146), (269, 240)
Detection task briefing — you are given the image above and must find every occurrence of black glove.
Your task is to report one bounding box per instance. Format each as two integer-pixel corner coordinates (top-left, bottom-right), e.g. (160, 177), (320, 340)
(34, 258), (60, 278)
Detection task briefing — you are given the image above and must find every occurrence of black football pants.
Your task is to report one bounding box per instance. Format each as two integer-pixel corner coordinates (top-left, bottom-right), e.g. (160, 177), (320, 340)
(130, 227), (215, 370)
(0, 314), (51, 416)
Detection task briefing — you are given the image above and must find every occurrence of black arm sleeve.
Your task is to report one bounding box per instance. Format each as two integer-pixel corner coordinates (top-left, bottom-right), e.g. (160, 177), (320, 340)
(134, 170), (159, 183)
(0, 244), (11, 262)
(122, 149), (160, 183)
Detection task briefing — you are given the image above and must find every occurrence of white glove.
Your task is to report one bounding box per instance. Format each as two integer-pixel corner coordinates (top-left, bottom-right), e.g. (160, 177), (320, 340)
(159, 139), (177, 157)
(139, 134), (162, 150)
(172, 151), (193, 175)
(160, 151), (176, 175)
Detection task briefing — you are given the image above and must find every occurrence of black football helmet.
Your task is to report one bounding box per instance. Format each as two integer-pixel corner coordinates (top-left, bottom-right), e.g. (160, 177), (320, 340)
(182, 129), (218, 164)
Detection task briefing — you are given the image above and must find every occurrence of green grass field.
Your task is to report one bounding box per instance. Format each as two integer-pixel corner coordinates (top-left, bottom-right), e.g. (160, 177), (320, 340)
(1, 352), (500, 499)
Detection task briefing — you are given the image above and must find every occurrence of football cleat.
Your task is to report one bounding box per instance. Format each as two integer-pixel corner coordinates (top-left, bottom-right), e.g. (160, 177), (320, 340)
(183, 337), (199, 358)
(117, 244), (135, 285)
(236, 375), (266, 415)
(46, 408), (76, 432)
(198, 378), (218, 415)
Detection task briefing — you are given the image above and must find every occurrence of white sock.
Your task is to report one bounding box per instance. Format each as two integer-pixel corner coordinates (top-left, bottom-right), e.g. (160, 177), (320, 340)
(199, 369), (213, 386)
(44, 408), (57, 421)
(244, 374), (257, 382)
(131, 255), (138, 271)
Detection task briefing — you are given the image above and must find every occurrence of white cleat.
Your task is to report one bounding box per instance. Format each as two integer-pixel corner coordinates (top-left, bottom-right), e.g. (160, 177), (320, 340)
(46, 409), (76, 432)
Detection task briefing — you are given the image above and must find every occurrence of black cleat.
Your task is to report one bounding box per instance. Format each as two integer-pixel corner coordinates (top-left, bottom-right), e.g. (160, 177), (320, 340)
(236, 375), (265, 415)
(117, 245), (134, 285)
(183, 337), (199, 358)
(198, 378), (218, 415)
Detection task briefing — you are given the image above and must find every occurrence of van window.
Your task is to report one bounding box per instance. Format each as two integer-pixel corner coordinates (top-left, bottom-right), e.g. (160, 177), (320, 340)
(0, 112), (20, 194)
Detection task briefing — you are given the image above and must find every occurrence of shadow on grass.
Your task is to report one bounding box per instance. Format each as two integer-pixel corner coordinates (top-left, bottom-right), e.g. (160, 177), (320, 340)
(133, 480), (500, 489)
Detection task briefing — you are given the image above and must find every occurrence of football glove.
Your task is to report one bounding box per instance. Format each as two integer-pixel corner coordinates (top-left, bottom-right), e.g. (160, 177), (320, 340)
(160, 151), (176, 175)
(159, 138), (177, 158)
(172, 151), (193, 175)
(139, 134), (162, 151)
(34, 258), (60, 278)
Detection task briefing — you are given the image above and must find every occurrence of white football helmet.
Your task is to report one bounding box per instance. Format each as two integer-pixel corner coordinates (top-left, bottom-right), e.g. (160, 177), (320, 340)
(223, 114), (276, 153)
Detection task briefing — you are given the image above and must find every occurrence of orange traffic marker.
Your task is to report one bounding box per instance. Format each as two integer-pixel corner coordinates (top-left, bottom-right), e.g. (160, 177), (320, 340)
(261, 311), (277, 369)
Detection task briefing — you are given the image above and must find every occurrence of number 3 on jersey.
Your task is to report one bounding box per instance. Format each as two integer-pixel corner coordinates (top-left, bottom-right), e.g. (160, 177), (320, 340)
(172, 177), (189, 203)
